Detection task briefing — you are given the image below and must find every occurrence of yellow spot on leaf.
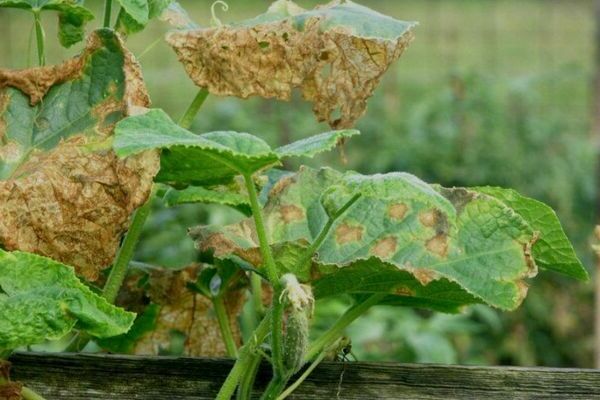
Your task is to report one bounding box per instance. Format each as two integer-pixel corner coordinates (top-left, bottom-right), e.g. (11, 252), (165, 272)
(388, 203), (408, 220)
(426, 234), (448, 257)
(371, 236), (397, 259)
(279, 205), (304, 223)
(419, 209), (438, 227)
(335, 223), (364, 245)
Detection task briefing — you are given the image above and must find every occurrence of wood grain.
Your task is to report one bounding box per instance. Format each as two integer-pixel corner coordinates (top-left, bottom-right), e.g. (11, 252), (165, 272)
(8, 352), (600, 399)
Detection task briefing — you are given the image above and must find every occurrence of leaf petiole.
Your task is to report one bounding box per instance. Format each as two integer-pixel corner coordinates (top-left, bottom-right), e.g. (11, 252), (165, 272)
(103, 0), (113, 28)
(213, 295), (239, 358)
(32, 10), (45, 66)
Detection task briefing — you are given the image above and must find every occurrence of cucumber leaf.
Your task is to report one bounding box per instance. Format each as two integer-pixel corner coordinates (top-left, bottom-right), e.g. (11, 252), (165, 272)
(116, 0), (173, 35)
(475, 186), (588, 281)
(114, 108), (357, 186)
(0, 29), (158, 281)
(192, 167), (555, 311)
(0, 0), (94, 48)
(164, 185), (251, 216)
(0, 250), (135, 352)
(166, 0), (416, 128)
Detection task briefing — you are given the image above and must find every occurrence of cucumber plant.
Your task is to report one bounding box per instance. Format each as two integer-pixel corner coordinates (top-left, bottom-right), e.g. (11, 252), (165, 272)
(0, 0), (589, 399)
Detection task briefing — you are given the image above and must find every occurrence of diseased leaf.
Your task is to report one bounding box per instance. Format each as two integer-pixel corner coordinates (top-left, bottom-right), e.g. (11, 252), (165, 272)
(275, 129), (358, 158)
(0, 250), (135, 352)
(0, 30), (159, 281)
(166, 0), (416, 128)
(116, 0), (173, 35)
(476, 186), (589, 281)
(193, 166), (544, 311)
(158, 0), (198, 30)
(164, 185), (251, 216)
(0, 0), (94, 48)
(114, 108), (358, 186)
(116, 265), (246, 356)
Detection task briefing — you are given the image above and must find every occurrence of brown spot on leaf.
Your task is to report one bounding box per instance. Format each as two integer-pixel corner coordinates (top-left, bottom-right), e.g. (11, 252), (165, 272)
(393, 286), (415, 296)
(335, 223), (364, 245)
(371, 236), (397, 259)
(388, 203), (408, 220)
(419, 209), (438, 227)
(426, 234), (448, 257)
(523, 232), (539, 278)
(0, 31), (158, 281)
(165, 3), (414, 128)
(279, 204), (304, 223)
(405, 266), (440, 285)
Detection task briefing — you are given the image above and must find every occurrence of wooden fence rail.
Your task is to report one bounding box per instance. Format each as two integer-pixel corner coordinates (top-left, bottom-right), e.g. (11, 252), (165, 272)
(7, 352), (600, 399)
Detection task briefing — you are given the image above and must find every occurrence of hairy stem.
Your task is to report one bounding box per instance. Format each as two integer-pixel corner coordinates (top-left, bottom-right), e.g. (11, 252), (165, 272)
(103, 198), (153, 303)
(305, 293), (385, 362)
(236, 351), (262, 400)
(216, 311), (272, 400)
(251, 273), (266, 318)
(178, 88), (209, 130)
(213, 295), (239, 358)
(33, 11), (45, 66)
(103, 0), (113, 28)
(242, 173), (285, 378)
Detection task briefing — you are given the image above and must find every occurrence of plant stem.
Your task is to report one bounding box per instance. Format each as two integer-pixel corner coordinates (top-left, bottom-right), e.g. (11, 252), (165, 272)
(242, 173), (285, 377)
(103, 0), (113, 28)
(305, 293), (385, 362)
(236, 351), (262, 400)
(178, 88), (209, 130)
(102, 197), (153, 303)
(216, 311), (272, 400)
(251, 273), (265, 318)
(276, 350), (328, 400)
(33, 11), (45, 66)
(213, 295), (239, 358)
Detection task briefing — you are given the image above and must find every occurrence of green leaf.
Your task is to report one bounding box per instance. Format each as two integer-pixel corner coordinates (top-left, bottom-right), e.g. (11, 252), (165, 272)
(0, 29), (157, 280)
(194, 167), (543, 311)
(0, 0), (94, 48)
(97, 303), (160, 354)
(475, 186), (589, 281)
(166, 0), (416, 128)
(116, 0), (149, 24)
(116, 0), (172, 35)
(0, 250), (135, 352)
(114, 109), (359, 186)
(164, 185), (251, 216)
(274, 129), (359, 158)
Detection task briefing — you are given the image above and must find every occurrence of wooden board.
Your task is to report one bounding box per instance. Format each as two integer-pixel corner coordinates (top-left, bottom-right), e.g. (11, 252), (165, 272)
(8, 352), (600, 399)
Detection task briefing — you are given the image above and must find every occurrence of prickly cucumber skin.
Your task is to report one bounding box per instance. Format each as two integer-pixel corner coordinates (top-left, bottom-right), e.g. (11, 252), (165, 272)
(283, 309), (309, 374)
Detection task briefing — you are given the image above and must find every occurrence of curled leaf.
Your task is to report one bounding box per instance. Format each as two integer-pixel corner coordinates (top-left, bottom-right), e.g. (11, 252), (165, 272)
(0, 250), (136, 352)
(166, 0), (416, 128)
(193, 167), (545, 311)
(0, 30), (159, 281)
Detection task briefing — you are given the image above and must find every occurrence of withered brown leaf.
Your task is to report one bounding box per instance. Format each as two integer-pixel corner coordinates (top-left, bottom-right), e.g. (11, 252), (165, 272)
(118, 265), (246, 357)
(166, 0), (416, 128)
(0, 30), (159, 281)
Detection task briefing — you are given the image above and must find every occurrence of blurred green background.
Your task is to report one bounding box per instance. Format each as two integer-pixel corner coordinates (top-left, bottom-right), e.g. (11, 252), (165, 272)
(0, 0), (596, 367)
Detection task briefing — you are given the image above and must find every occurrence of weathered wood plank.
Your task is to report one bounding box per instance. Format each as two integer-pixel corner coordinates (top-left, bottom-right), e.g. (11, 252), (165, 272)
(8, 352), (600, 399)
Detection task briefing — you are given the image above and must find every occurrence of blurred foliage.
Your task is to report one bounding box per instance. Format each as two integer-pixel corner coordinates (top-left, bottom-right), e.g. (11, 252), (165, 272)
(0, 0), (595, 368)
